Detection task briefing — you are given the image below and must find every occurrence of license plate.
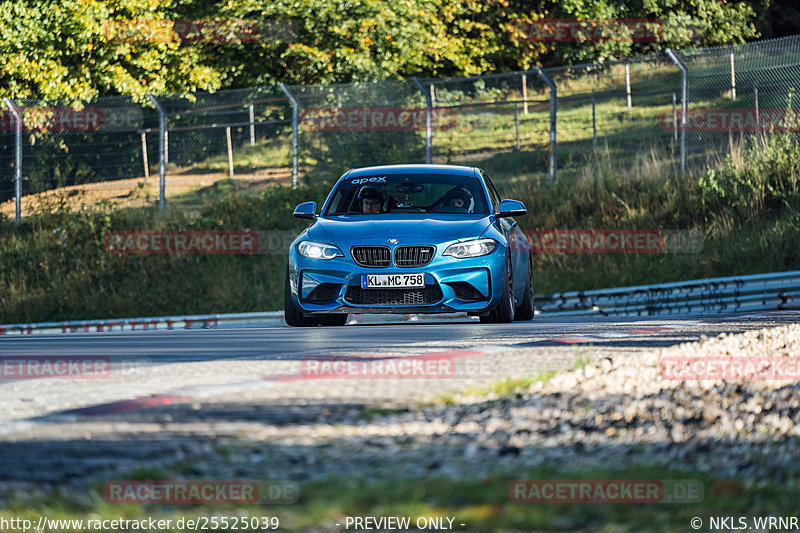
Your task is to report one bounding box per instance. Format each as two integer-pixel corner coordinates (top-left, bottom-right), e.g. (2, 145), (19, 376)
(361, 273), (425, 288)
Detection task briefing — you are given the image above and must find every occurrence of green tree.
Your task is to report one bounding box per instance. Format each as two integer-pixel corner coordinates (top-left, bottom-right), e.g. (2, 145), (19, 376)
(0, 0), (221, 101)
(0, 0), (763, 100)
(181, 0), (760, 88)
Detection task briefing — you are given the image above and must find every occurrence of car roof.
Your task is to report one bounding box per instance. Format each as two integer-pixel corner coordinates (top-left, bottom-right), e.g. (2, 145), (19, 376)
(343, 164), (478, 178)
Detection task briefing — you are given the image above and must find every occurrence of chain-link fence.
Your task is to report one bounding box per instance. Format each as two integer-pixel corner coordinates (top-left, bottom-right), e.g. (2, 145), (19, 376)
(415, 71), (553, 185)
(3, 34), (800, 222)
(153, 86), (294, 212)
(545, 54), (683, 179)
(1, 96), (157, 221)
(288, 80), (427, 181)
(677, 35), (800, 165)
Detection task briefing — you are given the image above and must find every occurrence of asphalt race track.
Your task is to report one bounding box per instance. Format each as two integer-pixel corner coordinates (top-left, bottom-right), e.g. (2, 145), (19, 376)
(1, 311), (797, 484)
(0, 313), (764, 363)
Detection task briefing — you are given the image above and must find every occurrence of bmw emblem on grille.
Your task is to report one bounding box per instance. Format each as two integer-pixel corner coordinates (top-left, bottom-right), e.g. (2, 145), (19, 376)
(388, 238), (398, 244)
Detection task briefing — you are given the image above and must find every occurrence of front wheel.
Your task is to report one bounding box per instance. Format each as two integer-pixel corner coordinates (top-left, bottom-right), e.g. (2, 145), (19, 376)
(514, 254), (535, 321)
(284, 267), (309, 327)
(481, 254), (515, 323)
(284, 267), (348, 327)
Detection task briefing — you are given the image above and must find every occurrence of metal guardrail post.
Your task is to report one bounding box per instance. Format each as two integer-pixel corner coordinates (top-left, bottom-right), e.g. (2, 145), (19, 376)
(3, 98), (22, 225)
(411, 77), (433, 164)
(147, 94), (167, 214)
(537, 68), (557, 186)
(278, 83), (299, 189)
(665, 49), (688, 175)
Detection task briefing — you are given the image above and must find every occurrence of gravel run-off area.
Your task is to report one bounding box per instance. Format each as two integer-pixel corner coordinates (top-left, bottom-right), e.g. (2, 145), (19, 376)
(213, 323), (800, 486)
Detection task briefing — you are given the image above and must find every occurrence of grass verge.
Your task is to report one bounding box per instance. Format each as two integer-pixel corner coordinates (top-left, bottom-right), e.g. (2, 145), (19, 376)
(0, 133), (798, 323)
(3, 464), (794, 532)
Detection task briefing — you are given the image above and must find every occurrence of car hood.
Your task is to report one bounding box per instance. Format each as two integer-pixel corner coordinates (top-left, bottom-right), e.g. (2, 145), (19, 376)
(307, 214), (491, 244)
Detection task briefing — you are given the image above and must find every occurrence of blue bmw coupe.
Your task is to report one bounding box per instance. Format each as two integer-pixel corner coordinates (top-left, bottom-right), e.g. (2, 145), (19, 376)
(285, 164), (533, 326)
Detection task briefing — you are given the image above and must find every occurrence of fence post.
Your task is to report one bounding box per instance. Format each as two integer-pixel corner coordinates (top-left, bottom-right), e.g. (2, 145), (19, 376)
(625, 61), (632, 108)
(521, 72), (528, 114)
(164, 129), (169, 166)
(411, 77), (433, 164)
(665, 49), (688, 175)
(754, 85), (760, 134)
(3, 98), (22, 225)
(591, 95), (597, 148)
(226, 126), (234, 179)
(536, 68), (557, 186)
(514, 102), (521, 149)
(730, 51), (736, 100)
(141, 131), (150, 180)
(672, 92), (678, 144)
(278, 83), (299, 189)
(147, 94), (167, 214)
(248, 103), (255, 145)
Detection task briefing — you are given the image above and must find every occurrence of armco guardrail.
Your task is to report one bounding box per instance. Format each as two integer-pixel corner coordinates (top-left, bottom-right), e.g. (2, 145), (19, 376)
(0, 311), (470, 335)
(537, 270), (800, 316)
(0, 312), (284, 335)
(1, 271), (798, 334)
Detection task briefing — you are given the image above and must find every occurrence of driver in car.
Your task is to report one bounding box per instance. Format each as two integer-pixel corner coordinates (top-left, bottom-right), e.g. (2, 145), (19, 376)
(443, 187), (472, 212)
(360, 187), (384, 214)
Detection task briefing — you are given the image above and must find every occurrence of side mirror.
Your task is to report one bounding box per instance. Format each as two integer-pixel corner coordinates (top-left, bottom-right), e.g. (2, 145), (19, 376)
(293, 201), (317, 220)
(497, 199), (527, 218)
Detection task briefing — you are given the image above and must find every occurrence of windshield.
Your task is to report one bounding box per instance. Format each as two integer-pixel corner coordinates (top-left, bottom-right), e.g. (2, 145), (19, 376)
(323, 173), (489, 216)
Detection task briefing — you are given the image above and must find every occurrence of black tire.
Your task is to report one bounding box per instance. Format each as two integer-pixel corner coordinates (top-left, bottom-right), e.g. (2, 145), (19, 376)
(284, 267), (309, 327)
(514, 254), (535, 321)
(481, 254), (515, 323)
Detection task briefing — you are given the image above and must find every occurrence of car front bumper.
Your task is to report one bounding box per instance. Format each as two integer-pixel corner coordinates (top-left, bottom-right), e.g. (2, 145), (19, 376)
(288, 244), (507, 315)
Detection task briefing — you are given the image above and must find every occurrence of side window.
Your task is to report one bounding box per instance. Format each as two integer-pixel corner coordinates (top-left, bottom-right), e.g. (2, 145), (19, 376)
(481, 171), (502, 212)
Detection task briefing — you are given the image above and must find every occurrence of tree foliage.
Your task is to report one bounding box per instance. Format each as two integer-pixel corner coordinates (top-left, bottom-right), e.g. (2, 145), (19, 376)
(0, 0), (765, 100)
(0, 0), (221, 100)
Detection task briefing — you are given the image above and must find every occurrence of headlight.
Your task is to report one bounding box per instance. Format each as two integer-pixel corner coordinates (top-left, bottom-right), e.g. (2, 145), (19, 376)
(297, 241), (343, 260)
(443, 238), (497, 258)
